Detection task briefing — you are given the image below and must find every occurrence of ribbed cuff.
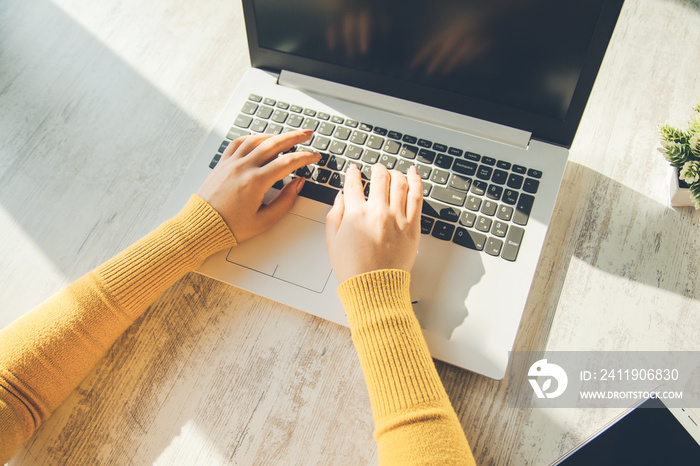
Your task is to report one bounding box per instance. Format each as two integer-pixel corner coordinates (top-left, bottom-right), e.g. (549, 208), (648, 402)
(338, 270), (448, 419)
(96, 194), (236, 320)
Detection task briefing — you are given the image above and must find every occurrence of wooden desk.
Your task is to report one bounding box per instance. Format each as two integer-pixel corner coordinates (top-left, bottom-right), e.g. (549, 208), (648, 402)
(2, 0), (699, 464)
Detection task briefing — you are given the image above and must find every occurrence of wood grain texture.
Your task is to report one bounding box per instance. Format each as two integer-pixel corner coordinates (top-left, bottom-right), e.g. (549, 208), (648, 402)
(2, 0), (700, 464)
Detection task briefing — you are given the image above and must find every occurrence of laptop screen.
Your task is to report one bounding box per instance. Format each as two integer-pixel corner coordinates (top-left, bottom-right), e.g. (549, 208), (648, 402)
(244, 0), (624, 148)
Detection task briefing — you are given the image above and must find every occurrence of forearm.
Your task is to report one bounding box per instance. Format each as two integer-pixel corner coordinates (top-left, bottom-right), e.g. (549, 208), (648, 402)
(0, 194), (235, 462)
(338, 270), (475, 465)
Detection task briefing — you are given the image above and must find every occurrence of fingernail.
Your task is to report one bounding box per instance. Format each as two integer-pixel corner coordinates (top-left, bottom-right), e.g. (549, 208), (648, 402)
(409, 165), (417, 175)
(302, 129), (314, 136)
(296, 177), (305, 193)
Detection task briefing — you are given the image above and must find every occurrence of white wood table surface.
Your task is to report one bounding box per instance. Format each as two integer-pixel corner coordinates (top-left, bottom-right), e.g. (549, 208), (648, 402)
(2, 0), (700, 464)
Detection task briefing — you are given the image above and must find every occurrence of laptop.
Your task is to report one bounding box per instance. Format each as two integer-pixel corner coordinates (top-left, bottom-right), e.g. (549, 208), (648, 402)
(163, 0), (624, 379)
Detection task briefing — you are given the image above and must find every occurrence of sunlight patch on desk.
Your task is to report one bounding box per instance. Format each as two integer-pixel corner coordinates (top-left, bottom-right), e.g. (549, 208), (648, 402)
(153, 419), (228, 465)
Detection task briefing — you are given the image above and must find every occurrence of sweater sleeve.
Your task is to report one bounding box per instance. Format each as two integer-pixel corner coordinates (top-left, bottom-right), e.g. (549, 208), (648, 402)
(337, 270), (476, 466)
(0, 194), (236, 463)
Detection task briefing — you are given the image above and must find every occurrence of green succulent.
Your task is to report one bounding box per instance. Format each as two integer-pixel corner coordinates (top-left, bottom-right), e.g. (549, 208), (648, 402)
(659, 103), (700, 209)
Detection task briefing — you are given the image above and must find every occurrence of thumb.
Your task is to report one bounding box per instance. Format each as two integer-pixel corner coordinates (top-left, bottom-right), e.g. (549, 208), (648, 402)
(325, 190), (344, 241)
(256, 177), (305, 231)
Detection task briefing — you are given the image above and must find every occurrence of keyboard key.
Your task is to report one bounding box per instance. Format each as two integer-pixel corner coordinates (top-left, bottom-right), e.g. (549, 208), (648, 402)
(512, 164), (527, 174)
(287, 114), (303, 127)
(249, 94), (263, 102)
(327, 155), (346, 171)
(303, 108), (317, 117)
(481, 156), (496, 166)
(276, 101), (289, 109)
(435, 153), (453, 169)
(367, 134), (385, 149)
(528, 168), (542, 179)
(317, 152), (329, 166)
(256, 106), (273, 119)
(448, 147), (463, 157)
(492, 220), (508, 237)
(496, 205), (514, 221)
(298, 181), (338, 205)
(507, 173), (524, 189)
(466, 195), (481, 211)
(329, 140), (347, 155)
(497, 160), (511, 170)
(373, 126), (387, 136)
(475, 216), (492, 232)
(433, 143), (448, 152)
(226, 127), (250, 140)
(395, 159), (415, 174)
(388, 130), (402, 140)
(486, 184), (503, 200)
(312, 167), (331, 184)
(331, 115), (345, 124)
(241, 101), (259, 115)
(421, 216), (435, 234)
(523, 178), (540, 194)
(431, 186), (466, 206)
(430, 168), (449, 185)
(218, 140), (231, 152)
(209, 153), (221, 169)
(399, 144), (418, 159)
(459, 211), (476, 227)
(234, 114), (253, 128)
(334, 126), (351, 140)
(449, 174), (471, 191)
(502, 189), (519, 205)
(453, 228), (487, 251)
(317, 112), (330, 120)
(346, 145), (363, 159)
(481, 200), (498, 216)
(502, 226), (525, 261)
(290, 105), (303, 113)
(350, 130), (368, 145)
(263, 97), (276, 106)
(417, 138), (432, 148)
(318, 121), (336, 136)
(359, 123), (373, 132)
(361, 149), (380, 164)
(251, 119), (267, 132)
(465, 152), (481, 162)
(513, 194), (534, 226)
(295, 166), (313, 178)
(379, 154), (397, 169)
(476, 165), (493, 180)
(492, 169), (508, 185)
(345, 119), (359, 128)
(312, 136), (330, 151)
(422, 181), (432, 197)
(485, 237), (504, 257)
(329, 172), (345, 188)
(471, 180), (487, 195)
(383, 139), (401, 154)
(416, 164), (432, 179)
(452, 159), (477, 176)
(302, 118), (319, 131)
(422, 199), (460, 222)
(266, 123), (284, 135)
(432, 221), (455, 240)
(270, 110), (289, 123)
(402, 134), (417, 144)
(417, 149), (436, 164)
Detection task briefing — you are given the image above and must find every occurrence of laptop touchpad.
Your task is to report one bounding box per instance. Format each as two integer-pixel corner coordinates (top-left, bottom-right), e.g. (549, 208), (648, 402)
(225, 212), (332, 293)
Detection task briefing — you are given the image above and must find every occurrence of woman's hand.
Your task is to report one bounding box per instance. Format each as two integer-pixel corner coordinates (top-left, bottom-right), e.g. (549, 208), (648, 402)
(197, 130), (321, 242)
(325, 163), (423, 283)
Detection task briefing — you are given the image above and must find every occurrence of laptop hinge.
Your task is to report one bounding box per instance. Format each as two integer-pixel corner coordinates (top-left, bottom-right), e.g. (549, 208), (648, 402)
(278, 70), (531, 150)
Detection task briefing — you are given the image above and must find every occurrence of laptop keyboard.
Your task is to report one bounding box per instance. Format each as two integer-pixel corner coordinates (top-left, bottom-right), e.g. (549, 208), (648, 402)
(209, 94), (543, 262)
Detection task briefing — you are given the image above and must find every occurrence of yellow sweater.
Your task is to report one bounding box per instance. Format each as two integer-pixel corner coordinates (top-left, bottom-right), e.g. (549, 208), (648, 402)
(0, 195), (475, 465)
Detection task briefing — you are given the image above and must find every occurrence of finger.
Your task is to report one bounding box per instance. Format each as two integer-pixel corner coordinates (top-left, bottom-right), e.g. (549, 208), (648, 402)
(343, 164), (365, 206)
(405, 165), (424, 223)
(325, 190), (345, 242)
(220, 136), (248, 161)
(262, 150), (322, 184)
(368, 163), (390, 205)
(249, 129), (314, 166)
(389, 170), (409, 216)
(255, 177), (306, 233)
(231, 133), (275, 160)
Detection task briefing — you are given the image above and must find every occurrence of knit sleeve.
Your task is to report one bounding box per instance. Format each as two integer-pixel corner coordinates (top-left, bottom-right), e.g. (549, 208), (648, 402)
(337, 270), (476, 465)
(0, 194), (236, 463)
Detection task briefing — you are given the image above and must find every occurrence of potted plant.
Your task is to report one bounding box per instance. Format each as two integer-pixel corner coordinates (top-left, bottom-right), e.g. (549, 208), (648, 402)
(658, 103), (700, 209)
